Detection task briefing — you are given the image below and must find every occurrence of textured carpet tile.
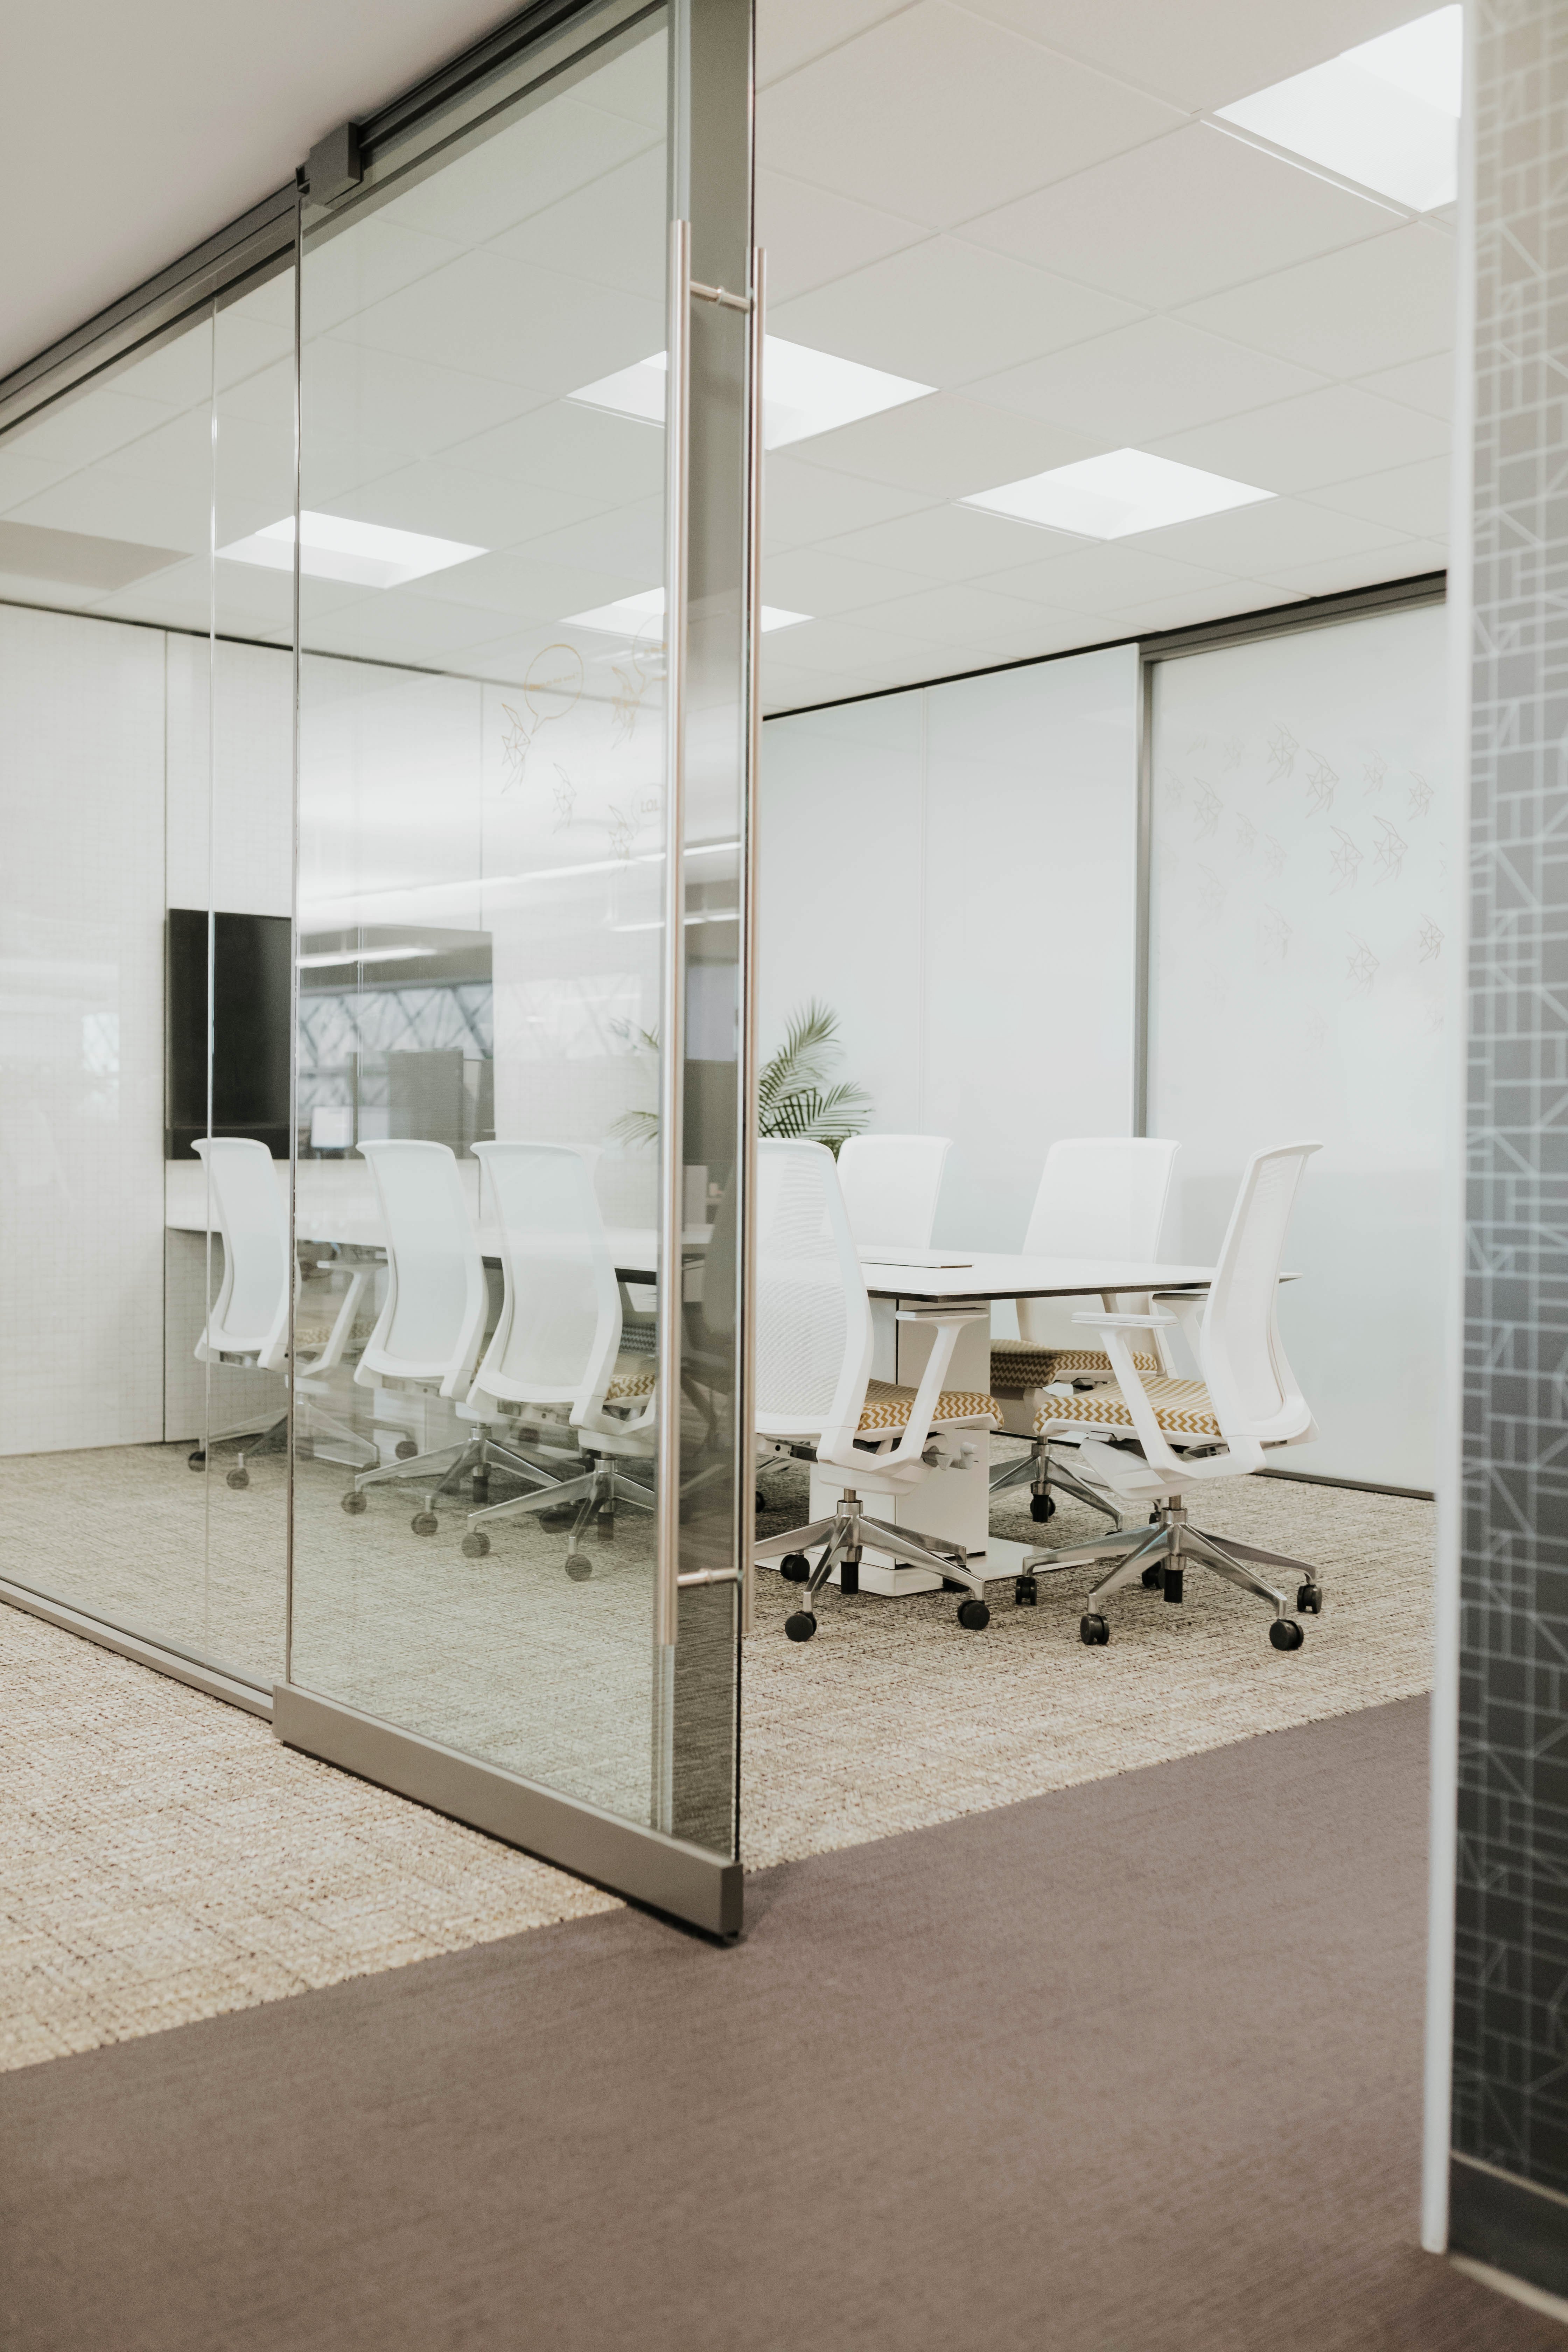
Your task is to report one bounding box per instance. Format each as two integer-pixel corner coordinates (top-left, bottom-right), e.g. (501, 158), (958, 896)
(0, 1606), (619, 2074)
(1, 1701), (1557, 2352)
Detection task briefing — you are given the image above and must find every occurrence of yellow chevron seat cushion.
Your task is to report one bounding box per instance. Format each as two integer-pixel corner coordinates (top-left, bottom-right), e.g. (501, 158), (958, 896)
(989, 1340), (1156, 1393)
(606, 1357), (657, 1401)
(858, 1379), (1000, 1433)
(1033, 1375), (1222, 1441)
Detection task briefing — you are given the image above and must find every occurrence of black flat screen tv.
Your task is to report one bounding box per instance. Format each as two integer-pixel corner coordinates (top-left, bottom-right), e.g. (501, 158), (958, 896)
(167, 909), (292, 1159)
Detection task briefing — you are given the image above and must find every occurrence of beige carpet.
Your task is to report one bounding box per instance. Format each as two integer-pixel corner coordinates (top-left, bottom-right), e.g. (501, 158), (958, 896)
(0, 1435), (1435, 2071)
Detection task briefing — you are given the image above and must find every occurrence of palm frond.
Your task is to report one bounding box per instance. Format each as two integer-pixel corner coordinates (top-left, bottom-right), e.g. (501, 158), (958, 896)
(756, 998), (840, 1113)
(607, 997), (872, 1155)
(607, 1106), (660, 1150)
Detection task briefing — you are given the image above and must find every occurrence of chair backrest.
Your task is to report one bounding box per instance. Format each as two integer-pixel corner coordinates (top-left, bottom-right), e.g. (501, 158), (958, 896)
(1197, 1141), (1320, 1442)
(835, 1133), (952, 1251)
(356, 1139), (488, 1395)
(193, 1136), (289, 1365)
(755, 1139), (873, 1450)
(469, 1141), (622, 1414)
(1017, 1136), (1180, 1349)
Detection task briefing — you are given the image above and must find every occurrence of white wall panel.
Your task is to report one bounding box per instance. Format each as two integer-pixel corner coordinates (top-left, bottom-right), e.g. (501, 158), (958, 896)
(1147, 601), (1453, 1489)
(0, 605), (166, 1452)
(761, 647), (1140, 1279)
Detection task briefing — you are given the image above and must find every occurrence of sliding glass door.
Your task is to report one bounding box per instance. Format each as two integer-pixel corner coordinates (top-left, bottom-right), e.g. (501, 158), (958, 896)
(276, 0), (757, 1929)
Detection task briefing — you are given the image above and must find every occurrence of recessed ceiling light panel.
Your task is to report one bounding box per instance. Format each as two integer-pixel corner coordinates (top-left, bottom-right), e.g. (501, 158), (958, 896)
(961, 449), (1274, 540)
(1216, 4), (1461, 212)
(218, 511), (486, 590)
(563, 586), (809, 635)
(568, 337), (932, 449)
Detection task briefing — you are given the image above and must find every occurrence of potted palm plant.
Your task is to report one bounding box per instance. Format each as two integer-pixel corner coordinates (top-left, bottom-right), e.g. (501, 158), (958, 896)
(609, 998), (872, 1155)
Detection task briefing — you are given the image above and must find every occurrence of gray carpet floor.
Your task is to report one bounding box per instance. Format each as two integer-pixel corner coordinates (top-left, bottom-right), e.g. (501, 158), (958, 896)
(2, 1697), (1558, 2352)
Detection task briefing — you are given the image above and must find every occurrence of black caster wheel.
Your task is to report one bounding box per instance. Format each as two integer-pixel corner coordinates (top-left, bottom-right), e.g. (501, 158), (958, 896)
(341, 1489), (368, 1516)
(784, 1610), (818, 1643)
(187, 1450), (206, 1472)
(1079, 1613), (1110, 1646)
(462, 1531), (491, 1559)
(1014, 1573), (1038, 1607)
(394, 1438), (419, 1462)
(755, 1489), (770, 1516)
(1141, 1564), (1164, 1589)
(1269, 1618), (1305, 1651)
(1029, 1492), (1056, 1523)
(411, 1511), (439, 1536)
(957, 1597), (990, 1631)
(779, 1552), (811, 1584)
(226, 1468), (249, 1491)
(565, 1552), (594, 1582)
(1297, 1581), (1323, 1615)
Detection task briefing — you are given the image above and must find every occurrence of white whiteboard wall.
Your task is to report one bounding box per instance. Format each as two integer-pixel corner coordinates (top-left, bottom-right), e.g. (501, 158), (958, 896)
(1147, 601), (1454, 1490)
(761, 646), (1141, 1275)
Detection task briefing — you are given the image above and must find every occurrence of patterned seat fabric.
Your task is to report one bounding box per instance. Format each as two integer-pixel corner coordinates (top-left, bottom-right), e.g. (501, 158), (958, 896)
(606, 1356), (657, 1402)
(858, 1379), (1000, 1433)
(989, 1339), (1156, 1393)
(1033, 1375), (1221, 1441)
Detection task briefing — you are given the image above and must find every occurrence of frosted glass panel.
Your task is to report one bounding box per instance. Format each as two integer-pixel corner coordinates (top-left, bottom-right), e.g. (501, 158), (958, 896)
(1147, 603), (1453, 1488)
(760, 647), (1140, 1273)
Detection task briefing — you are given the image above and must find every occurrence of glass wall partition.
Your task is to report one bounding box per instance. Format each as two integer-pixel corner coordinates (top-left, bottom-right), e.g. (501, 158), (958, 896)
(275, 0), (755, 1927)
(0, 263), (295, 1695)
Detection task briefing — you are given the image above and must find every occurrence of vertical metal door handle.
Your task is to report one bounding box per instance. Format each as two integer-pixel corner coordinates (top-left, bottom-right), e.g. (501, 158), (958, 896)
(737, 245), (765, 1639)
(655, 218), (692, 1654)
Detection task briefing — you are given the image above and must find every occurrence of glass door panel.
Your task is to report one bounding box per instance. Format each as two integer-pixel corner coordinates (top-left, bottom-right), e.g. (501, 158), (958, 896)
(285, 0), (752, 1914)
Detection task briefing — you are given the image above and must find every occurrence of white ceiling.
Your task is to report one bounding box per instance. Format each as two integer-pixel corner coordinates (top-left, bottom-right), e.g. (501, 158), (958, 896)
(0, 0), (1456, 712)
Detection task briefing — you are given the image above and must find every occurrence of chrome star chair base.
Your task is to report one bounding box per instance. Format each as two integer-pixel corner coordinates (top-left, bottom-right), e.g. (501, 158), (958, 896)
(461, 1443), (656, 1573)
(344, 1418), (573, 1533)
(988, 1434), (1125, 1530)
(1020, 1142), (1326, 1653)
(755, 1486), (988, 1639)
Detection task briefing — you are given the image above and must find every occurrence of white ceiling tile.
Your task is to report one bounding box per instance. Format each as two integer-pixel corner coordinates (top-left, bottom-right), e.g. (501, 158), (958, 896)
(570, 34), (668, 129)
(1144, 383), (1451, 495)
(821, 500), (1081, 580)
(771, 616), (951, 673)
(301, 342), (543, 473)
(1245, 546), (1443, 599)
(845, 579), (1055, 645)
(5, 465), (209, 552)
(382, 95), (658, 248)
(756, 170), (927, 305)
(1175, 224), (1456, 380)
(424, 497), (665, 607)
(966, 316), (1325, 443)
(1355, 352), (1455, 420)
(1303, 456), (1454, 538)
(439, 402), (664, 506)
(488, 147), (666, 300)
(756, 1), (1185, 232)
(300, 217), (465, 337)
(1126, 495), (1412, 572)
(761, 660), (888, 714)
(763, 457), (937, 551)
(960, 0), (1433, 114)
(763, 543), (943, 614)
(323, 249), (664, 401)
(2, 388), (179, 482)
(795, 394), (1105, 497)
(970, 541), (1240, 612)
(757, 0), (915, 88)
(771, 238), (1142, 388)
(1115, 579), (1301, 636)
(963, 123), (1398, 313)
(323, 463), (604, 551)
(300, 590), (530, 664)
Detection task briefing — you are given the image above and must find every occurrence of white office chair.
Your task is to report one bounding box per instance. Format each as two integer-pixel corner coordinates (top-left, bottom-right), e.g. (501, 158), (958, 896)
(190, 1135), (372, 1486)
(460, 1141), (659, 1576)
(989, 1136), (1180, 1532)
(1022, 1141), (1325, 1650)
(343, 1138), (564, 1533)
(751, 1139), (999, 1639)
(835, 1133), (952, 1251)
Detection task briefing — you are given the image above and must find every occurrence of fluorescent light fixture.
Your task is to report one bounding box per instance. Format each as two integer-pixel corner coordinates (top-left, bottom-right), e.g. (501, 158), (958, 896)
(300, 839), (740, 920)
(568, 337), (932, 449)
(1215, 5), (1461, 212)
(961, 448), (1273, 540)
(297, 945), (441, 969)
(218, 512), (485, 590)
(563, 586), (809, 635)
